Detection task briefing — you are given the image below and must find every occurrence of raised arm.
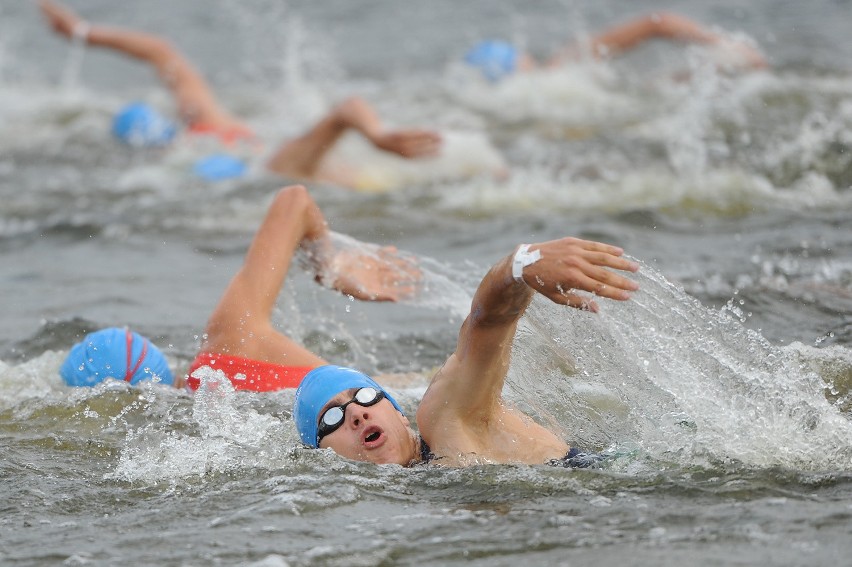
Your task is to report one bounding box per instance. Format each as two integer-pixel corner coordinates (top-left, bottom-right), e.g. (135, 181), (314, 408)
(39, 0), (240, 127)
(201, 185), (419, 364)
(420, 237), (639, 425)
(200, 185), (328, 364)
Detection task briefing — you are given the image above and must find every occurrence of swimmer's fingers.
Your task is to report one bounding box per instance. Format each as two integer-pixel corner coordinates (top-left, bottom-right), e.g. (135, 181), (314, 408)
(582, 248), (640, 274)
(714, 37), (769, 70)
(375, 130), (442, 158)
(376, 251), (422, 300)
(560, 292), (599, 313)
(524, 237), (639, 309)
(328, 247), (421, 302)
(337, 275), (418, 303)
(378, 247), (423, 278)
(530, 275), (604, 312)
(579, 262), (640, 298)
(39, 0), (80, 38)
(573, 238), (625, 257)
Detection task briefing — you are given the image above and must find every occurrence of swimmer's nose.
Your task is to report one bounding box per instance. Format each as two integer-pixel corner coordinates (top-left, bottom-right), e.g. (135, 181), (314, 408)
(347, 406), (371, 428)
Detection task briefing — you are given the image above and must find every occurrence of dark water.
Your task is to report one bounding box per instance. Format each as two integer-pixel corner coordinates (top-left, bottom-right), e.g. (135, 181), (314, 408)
(2, 1), (852, 565)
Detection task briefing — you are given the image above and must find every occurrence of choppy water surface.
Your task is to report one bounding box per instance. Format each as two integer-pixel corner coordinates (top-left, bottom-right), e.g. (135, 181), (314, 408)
(2, 0), (852, 565)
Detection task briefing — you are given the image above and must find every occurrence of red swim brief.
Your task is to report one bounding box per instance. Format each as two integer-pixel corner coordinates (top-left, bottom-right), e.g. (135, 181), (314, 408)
(187, 352), (313, 392)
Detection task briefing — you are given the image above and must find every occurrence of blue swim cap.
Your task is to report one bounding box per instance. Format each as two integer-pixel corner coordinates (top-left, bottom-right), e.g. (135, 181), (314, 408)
(112, 102), (178, 147)
(294, 365), (403, 448)
(60, 327), (174, 387)
(464, 40), (519, 82)
(193, 154), (247, 181)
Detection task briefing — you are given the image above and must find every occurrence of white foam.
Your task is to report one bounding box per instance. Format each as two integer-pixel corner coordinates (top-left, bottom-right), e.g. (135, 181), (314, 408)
(507, 261), (852, 471)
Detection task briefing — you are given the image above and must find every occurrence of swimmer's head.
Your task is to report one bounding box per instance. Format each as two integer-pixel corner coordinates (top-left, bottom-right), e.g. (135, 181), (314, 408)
(464, 40), (519, 83)
(112, 102), (178, 147)
(60, 327), (174, 387)
(193, 154), (247, 182)
(294, 365), (404, 449)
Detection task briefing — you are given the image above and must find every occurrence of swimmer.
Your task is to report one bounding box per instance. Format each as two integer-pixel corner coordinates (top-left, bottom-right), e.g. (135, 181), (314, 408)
(58, 183), (638, 466)
(60, 184), (420, 391)
(464, 11), (768, 82)
(39, 0), (442, 187)
(294, 239), (640, 467)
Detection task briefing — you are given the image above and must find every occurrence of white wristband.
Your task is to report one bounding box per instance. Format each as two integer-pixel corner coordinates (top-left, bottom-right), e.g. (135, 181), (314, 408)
(512, 244), (541, 284)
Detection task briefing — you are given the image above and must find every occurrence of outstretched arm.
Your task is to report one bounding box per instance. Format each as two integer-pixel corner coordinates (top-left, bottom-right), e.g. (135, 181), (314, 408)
(201, 185), (419, 364)
(422, 237), (639, 423)
(39, 0), (241, 127)
(549, 12), (767, 69)
(266, 96), (442, 180)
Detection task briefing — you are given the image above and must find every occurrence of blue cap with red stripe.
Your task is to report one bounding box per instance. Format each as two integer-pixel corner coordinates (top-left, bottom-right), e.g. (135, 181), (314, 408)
(60, 327), (174, 387)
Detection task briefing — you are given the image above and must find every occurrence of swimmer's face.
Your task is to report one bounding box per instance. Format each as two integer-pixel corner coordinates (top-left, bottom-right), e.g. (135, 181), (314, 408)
(318, 388), (419, 465)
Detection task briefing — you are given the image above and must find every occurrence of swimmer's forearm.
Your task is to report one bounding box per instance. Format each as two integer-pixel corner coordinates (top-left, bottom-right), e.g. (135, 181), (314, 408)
(238, 186), (326, 309)
(80, 24), (174, 64)
(469, 252), (534, 328)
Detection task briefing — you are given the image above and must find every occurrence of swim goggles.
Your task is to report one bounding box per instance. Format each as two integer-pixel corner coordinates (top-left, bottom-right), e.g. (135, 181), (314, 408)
(317, 387), (385, 444)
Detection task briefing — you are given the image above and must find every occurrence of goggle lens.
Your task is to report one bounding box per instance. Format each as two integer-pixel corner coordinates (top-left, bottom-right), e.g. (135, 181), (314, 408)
(317, 387), (384, 444)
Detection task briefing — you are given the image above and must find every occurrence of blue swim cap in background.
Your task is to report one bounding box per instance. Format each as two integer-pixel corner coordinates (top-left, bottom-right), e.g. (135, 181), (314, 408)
(60, 327), (174, 387)
(294, 365), (403, 448)
(464, 40), (519, 82)
(193, 154), (247, 181)
(112, 102), (178, 147)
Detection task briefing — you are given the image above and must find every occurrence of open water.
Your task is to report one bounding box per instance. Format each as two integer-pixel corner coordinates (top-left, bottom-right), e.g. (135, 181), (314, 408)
(2, 1), (852, 565)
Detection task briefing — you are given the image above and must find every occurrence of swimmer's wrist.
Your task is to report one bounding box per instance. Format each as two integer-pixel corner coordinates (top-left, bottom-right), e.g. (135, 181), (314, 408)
(72, 20), (90, 43)
(512, 243), (541, 286)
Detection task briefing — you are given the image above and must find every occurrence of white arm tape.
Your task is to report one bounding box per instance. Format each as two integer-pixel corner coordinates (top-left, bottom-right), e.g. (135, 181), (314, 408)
(512, 244), (541, 284)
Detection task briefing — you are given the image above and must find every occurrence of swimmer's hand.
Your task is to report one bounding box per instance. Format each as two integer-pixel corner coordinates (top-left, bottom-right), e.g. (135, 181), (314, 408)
(521, 237), (639, 313)
(323, 246), (422, 302)
(371, 129), (443, 159)
(332, 96), (442, 159)
(709, 36), (769, 71)
(39, 0), (83, 40)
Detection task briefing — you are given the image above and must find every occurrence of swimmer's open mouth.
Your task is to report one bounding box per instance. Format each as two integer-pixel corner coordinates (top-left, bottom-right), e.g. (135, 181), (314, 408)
(363, 425), (384, 448)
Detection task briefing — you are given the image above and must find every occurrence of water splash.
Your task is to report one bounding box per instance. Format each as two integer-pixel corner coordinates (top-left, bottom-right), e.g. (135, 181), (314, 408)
(507, 261), (852, 471)
(108, 366), (295, 482)
(59, 25), (87, 91)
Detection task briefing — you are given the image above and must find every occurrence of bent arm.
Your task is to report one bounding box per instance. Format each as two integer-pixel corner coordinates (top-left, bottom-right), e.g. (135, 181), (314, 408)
(201, 184), (420, 363)
(550, 12), (737, 65)
(266, 96), (441, 179)
(425, 238), (640, 422)
(201, 185), (329, 363)
(587, 12), (720, 58)
(39, 0), (237, 127)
